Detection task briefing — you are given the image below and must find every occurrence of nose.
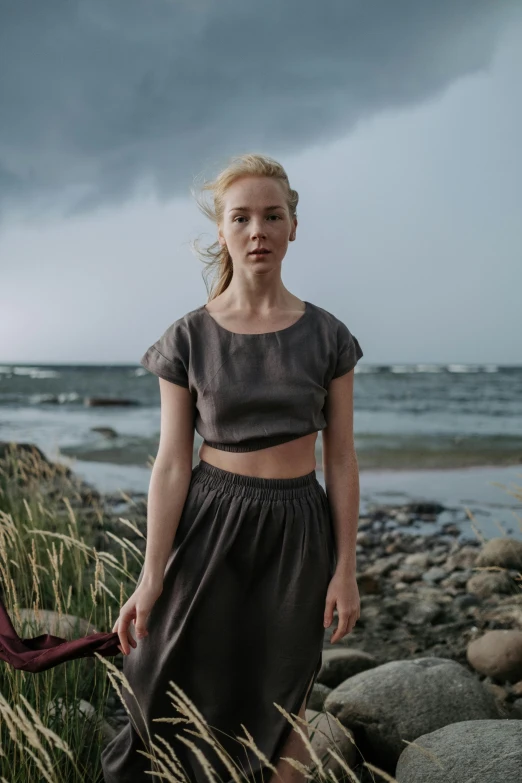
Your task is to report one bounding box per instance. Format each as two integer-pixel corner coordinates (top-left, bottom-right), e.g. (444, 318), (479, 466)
(250, 220), (267, 239)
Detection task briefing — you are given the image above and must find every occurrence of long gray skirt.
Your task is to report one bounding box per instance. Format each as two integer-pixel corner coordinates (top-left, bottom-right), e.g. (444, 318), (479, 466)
(101, 459), (336, 783)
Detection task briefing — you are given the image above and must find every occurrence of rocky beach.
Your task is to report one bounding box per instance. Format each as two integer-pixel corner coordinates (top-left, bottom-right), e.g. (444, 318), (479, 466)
(1, 440), (520, 781)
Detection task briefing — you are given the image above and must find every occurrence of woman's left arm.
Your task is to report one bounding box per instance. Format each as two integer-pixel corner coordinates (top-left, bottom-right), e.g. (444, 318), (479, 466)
(321, 369), (361, 642)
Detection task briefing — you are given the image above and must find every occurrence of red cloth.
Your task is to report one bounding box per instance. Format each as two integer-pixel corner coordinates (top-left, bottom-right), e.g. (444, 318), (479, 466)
(0, 597), (122, 672)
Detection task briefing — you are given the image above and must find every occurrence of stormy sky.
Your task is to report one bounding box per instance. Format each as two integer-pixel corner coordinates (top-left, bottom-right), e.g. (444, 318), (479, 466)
(0, 0), (520, 365)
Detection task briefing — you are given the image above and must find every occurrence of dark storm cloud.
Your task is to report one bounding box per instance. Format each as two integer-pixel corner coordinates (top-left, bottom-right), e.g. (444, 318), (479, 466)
(0, 0), (518, 218)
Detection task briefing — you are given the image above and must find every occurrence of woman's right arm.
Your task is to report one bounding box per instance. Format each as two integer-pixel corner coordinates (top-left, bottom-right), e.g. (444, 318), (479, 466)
(140, 377), (195, 587)
(113, 377), (195, 655)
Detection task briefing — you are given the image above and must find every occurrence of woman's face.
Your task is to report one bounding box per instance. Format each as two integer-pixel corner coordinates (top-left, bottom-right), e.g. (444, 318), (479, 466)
(218, 175), (297, 272)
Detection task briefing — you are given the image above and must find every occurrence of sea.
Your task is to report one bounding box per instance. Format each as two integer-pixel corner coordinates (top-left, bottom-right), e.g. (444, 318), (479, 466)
(1, 361), (521, 544)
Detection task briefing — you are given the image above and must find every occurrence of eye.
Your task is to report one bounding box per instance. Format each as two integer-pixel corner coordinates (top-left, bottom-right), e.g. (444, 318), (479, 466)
(233, 214), (282, 223)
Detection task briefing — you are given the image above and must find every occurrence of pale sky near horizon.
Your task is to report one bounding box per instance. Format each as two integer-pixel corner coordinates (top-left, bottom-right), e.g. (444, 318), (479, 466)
(0, 1), (521, 366)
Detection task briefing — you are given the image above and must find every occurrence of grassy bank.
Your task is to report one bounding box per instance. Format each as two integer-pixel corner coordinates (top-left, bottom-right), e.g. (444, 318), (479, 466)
(0, 442), (145, 781)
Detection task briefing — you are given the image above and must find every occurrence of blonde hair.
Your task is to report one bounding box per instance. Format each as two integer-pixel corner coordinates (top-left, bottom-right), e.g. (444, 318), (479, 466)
(190, 153), (299, 301)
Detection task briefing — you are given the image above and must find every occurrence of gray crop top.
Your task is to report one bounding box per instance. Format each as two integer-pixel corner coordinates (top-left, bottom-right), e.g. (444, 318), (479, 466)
(139, 300), (363, 452)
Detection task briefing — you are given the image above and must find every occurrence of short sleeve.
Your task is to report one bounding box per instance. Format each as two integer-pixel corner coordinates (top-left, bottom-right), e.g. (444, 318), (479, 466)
(332, 320), (363, 379)
(139, 320), (190, 388)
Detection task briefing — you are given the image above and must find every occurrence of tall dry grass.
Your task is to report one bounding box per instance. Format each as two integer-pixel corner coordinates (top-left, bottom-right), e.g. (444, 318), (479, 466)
(0, 444), (141, 781)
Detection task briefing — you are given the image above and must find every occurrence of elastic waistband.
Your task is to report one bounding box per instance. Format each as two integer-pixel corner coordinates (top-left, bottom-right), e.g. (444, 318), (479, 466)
(193, 459), (321, 501)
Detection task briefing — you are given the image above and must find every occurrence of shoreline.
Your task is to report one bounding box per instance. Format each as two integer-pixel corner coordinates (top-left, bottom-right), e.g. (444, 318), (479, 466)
(53, 442), (522, 474)
(53, 429), (522, 474)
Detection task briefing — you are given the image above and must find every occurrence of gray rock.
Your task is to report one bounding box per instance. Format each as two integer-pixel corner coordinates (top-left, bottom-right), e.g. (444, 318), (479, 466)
(395, 719), (522, 782)
(18, 608), (99, 638)
(453, 593), (480, 610)
(480, 601), (522, 630)
(318, 648), (378, 688)
(362, 554), (404, 578)
(467, 630), (522, 683)
(308, 683), (332, 712)
(441, 570), (472, 589)
(511, 699), (522, 718)
(324, 656), (500, 773)
(466, 570), (515, 598)
(357, 573), (381, 595)
(422, 567), (447, 584)
(431, 545), (451, 558)
(403, 553), (431, 568)
(404, 602), (444, 626)
(47, 698), (116, 744)
(391, 567), (423, 584)
(356, 531), (372, 547)
(476, 538), (522, 571)
(402, 502), (445, 515)
(305, 708), (357, 776)
(445, 546), (479, 571)
(84, 397), (138, 407)
(91, 426), (118, 439)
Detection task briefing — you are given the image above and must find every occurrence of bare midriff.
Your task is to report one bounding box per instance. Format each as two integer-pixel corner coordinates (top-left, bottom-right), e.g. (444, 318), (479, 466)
(198, 431), (319, 479)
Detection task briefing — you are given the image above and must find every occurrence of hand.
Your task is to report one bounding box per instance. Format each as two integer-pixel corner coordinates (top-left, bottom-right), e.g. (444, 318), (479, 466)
(323, 569), (360, 644)
(112, 581), (163, 656)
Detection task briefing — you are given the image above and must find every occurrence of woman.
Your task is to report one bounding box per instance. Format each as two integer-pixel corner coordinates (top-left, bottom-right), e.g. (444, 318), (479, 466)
(101, 152), (363, 783)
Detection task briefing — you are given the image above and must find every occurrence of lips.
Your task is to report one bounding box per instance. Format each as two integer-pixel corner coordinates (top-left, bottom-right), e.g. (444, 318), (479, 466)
(249, 249), (270, 255)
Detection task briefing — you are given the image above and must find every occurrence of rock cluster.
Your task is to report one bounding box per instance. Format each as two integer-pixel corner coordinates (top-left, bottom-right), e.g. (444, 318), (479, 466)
(304, 502), (522, 781)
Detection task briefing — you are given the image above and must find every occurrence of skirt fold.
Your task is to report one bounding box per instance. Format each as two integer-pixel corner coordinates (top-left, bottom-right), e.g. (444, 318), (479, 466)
(101, 459), (336, 783)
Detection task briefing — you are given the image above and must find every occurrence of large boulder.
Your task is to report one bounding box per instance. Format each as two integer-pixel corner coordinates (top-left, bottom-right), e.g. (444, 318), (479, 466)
(395, 719), (522, 782)
(323, 656), (500, 773)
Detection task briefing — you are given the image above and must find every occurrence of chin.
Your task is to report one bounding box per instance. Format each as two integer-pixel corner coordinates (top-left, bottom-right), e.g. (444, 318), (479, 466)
(249, 254), (277, 262)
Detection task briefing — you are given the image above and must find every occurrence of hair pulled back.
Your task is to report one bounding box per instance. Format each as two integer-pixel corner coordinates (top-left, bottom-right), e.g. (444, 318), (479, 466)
(190, 153), (299, 300)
